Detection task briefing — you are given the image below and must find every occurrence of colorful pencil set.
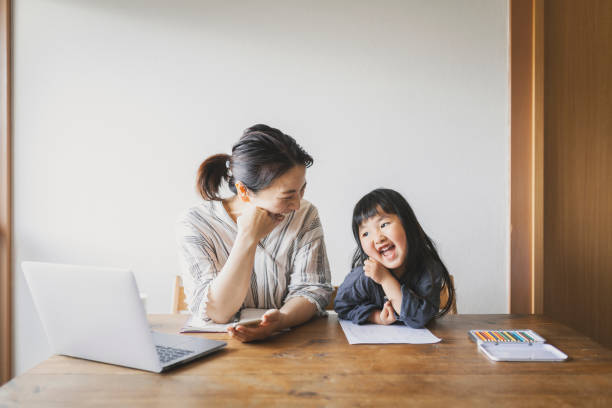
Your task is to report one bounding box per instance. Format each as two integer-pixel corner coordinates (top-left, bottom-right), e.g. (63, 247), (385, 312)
(468, 329), (568, 361)
(468, 329), (545, 344)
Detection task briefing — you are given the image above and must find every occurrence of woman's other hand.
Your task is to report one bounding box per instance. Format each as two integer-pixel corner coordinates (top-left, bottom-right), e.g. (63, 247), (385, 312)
(227, 309), (283, 342)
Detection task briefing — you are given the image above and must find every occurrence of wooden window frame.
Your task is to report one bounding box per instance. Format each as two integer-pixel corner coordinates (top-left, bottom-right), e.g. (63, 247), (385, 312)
(510, 0), (544, 314)
(0, 0), (12, 385)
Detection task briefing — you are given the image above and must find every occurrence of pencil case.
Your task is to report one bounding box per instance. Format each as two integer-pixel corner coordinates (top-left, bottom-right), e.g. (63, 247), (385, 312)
(468, 329), (568, 362)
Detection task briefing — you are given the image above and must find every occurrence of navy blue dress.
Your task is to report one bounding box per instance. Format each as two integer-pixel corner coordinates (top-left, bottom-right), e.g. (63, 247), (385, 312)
(334, 261), (443, 328)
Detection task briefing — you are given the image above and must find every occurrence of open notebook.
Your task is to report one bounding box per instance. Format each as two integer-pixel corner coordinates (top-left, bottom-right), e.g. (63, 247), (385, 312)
(181, 308), (267, 333)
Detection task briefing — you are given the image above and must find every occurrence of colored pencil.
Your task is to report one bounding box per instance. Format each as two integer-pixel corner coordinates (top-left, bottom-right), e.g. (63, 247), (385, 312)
(504, 331), (520, 342)
(487, 331), (502, 342)
(514, 331), (529, 342)
(481, 331), (494, 341)
(474, 331), (487, 341)
(520, 331), (535, 342)
(488, 331), (502, 342)
(502, 331), (518, 342)
(495, 331), (507, 342)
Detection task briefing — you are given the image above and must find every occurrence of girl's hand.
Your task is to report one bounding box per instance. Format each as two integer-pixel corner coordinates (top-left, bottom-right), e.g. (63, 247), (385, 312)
(379, 301), (397, 325)
(227, 309), (283, 343)
(236, 205), (284, 244)
(363, 258), (391, 284)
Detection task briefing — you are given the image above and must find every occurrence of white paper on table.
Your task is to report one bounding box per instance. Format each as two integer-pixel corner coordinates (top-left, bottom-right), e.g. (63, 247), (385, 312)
(339, 319), (441, 344)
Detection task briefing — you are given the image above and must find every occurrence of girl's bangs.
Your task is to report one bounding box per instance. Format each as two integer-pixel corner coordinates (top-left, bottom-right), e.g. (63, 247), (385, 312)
(352, 191), (397, 228)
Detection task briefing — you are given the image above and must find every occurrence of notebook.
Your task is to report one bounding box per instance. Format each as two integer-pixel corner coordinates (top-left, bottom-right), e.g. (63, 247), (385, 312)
(468, 329), (568, 362)
(181, 308), (267, 333)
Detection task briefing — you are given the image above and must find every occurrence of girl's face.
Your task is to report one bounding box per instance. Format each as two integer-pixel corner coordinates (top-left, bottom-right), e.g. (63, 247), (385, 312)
(358, 209), (408, 274)
(242, 165), (307, 215)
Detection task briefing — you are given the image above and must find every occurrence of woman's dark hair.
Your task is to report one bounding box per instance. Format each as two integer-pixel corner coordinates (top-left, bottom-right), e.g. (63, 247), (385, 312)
(351, 188), (455, 318)
(197, 124), (313, 200)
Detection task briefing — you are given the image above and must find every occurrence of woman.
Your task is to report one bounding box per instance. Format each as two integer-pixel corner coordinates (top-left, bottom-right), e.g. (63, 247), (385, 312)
(176, 124), (333, 342)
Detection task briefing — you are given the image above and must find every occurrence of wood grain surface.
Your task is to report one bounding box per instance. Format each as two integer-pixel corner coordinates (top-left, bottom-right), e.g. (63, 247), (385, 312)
(0, 0), (12, 387)
(0, 314), (610, 407)
(543, 0), (612, 349)
(510, 0), (535, 314)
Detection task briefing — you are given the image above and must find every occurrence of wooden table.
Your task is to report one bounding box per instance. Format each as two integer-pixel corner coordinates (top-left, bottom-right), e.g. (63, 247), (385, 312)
(1, 314), (611, 407)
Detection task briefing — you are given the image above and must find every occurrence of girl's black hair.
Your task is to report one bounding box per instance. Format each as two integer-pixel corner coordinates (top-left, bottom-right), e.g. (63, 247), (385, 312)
(351, 188), (455, 318)
(197, 124), (313, 200)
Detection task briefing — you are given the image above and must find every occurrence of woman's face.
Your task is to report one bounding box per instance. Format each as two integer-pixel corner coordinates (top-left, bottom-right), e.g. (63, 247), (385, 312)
(246, 165), (307, 215)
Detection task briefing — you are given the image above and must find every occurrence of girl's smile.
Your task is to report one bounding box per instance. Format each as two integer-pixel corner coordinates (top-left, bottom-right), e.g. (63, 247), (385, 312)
(378, 243), (397, 260)
(358, 209), (407, 276)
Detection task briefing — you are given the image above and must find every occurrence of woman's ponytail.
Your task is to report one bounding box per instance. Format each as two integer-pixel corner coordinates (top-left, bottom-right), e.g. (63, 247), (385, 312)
(196, 153), (231, 201)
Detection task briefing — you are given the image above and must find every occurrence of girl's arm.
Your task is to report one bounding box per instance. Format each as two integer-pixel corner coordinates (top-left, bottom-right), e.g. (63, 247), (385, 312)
(334, 267), (381, 324)
(380, 276), (403, 313)
(380, 266), (442, 328)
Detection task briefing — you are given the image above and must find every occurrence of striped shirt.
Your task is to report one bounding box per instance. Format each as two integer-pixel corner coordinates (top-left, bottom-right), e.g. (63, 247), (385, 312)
(176, 199), (333, 321)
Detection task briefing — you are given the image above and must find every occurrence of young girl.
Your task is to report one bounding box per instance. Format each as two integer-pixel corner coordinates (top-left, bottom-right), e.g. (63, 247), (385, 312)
(334, 188), (455, 328)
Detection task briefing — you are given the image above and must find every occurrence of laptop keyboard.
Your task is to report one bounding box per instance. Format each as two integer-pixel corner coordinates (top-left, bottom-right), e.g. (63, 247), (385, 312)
(156, 345), (194, 364)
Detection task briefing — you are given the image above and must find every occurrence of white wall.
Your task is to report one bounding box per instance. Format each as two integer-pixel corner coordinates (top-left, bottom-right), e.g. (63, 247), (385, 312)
(13, 0), (509, 374)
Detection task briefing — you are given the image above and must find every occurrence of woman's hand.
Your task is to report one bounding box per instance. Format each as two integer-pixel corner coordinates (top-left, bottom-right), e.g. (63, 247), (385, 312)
(369, 301), (397, 325)
(227, 309), (283, 343)
(363, 258), (391, 284)
(236, 205), (284, 245)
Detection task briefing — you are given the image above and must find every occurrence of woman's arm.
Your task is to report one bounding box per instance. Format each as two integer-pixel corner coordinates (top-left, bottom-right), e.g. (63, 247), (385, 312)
(227, 297), (317, 343)
(229, 206), (332, 342)
(206, 205), (282, 323)
(205, 234), (258, 323)
(277, 296), (318, 329)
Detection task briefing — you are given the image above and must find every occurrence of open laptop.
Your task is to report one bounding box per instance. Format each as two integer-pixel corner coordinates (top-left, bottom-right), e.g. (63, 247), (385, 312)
(22, 261), (226, 373)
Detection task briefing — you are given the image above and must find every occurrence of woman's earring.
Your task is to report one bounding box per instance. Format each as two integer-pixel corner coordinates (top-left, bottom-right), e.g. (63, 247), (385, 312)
(236, 183), (249, 202)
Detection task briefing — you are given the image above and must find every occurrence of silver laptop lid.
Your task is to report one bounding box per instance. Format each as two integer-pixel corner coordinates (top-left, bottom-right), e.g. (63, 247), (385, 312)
(22, 262), (162, 373)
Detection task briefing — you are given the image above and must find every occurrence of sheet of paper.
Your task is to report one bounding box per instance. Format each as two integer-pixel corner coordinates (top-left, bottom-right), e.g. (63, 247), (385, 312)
(339, 319), (441, 344)
(181, 308), (267, 333)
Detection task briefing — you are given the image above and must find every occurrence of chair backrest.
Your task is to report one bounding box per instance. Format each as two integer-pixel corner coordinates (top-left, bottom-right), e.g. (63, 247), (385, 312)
(326, 286), (338, 311)
(172, 275), (188, 314)
(440, 275), (457, 315)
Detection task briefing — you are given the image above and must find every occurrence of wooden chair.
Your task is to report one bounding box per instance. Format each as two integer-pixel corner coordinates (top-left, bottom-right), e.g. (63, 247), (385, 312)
(175, 275), (456, 314)
(441, 275), (458, 315)
(172, 275), (188, 314)
(326, 286), (339, 311)
(174, 278), (339, 313)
